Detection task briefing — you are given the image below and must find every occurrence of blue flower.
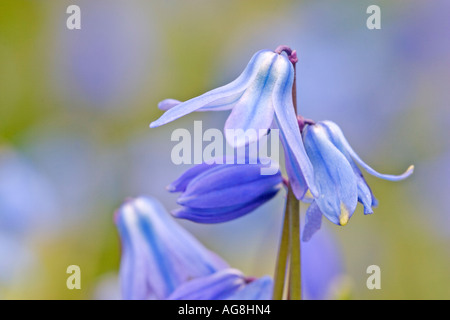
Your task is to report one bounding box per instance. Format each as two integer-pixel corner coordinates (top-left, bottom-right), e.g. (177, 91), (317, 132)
(168, 269), (273, 300)
(301, 120), (414, 240)
(167, 159), (283, 223)
(150, 49), (318, 197)
(115, 196), (228, 299)
(115, 196), (273, 300)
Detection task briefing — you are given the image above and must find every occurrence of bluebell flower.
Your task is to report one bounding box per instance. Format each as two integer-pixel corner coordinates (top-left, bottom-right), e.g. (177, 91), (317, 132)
(150, 49), (318, 197)
(115, 196), (228, 299)
(168, 269), (273, 300)
(167, 159), (283, 223)
(301, 120), (414, 240)
(115, 196), (273, 300)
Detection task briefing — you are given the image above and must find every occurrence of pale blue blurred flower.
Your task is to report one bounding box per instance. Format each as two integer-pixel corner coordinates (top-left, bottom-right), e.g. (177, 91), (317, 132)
(115, 196), (273, 300)
(301, 225), (345, 300)
(53, 0), (157, 110)
(0, 149), (58, 234)
(0, 234), (37, 287)
(301, 121), (413, 240)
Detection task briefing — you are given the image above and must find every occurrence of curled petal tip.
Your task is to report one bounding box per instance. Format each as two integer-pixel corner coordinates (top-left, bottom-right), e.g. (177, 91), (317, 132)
(166, 184), (176, 192)
(158, 99), (182, 111)
(407, 165), (415, 175)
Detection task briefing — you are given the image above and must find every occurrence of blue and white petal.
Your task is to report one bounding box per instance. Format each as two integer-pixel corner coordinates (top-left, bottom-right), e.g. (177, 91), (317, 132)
(116, 197), (228, 300)
(224, 52), (278, 147)
(272, 54), (318, 198)
(321, 120), (414, 181)
(150, 50), (276, 128)
(302, 201), (323, 242)
(303, 124), (358, 226)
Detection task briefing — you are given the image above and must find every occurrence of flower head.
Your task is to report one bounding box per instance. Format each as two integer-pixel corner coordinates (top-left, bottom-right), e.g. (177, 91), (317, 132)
(115, 196), (273, 300)
(168, 158), (283, 223)
(301, 120), (414, 240)
(115, 196), (228, 299)
(150, 49), (318, 197)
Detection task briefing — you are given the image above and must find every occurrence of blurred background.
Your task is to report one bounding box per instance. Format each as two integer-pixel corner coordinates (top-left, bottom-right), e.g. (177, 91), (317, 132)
(0, 0), (449, 299)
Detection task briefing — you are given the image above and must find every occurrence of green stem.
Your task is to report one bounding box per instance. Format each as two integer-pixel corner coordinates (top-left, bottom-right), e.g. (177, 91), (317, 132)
(272, 191), (291, 300)
(288, 187), (301, 300)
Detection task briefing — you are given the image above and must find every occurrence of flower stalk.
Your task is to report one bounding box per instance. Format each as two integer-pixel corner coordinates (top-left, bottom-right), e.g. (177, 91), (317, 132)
(272, 45), (302, 300)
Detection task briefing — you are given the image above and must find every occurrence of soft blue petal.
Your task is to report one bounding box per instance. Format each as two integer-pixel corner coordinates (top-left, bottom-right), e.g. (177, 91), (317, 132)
(167, 269), (246, 300)
(303, 124), (358, 226)
(224, 52), (278, 147)
(320, 121), (375, 214)
(116, 197), (228, 300)
(150, 50), (275, 128)
(279, 126), (308, 200)
(178, 164), (282, 209)
(226, 276), (273, 300)
(357, 175), (374, 214)
(172, 188), (280, 223)
(302, 201), (323, 242)
(271, 54), (318, 198)
(158, 99), (181, 111)
(322, 120), (414, 181)
(167, 162), (219, 193)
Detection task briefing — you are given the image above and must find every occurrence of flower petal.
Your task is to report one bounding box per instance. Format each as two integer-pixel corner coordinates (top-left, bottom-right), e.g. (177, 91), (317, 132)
(172, 188), (280, 223)
(302, 200), (323, 242)
(279, 126), (308, 200)
(158, 99), (181, 111)
(303, 124), (358, 226)
(167, 269), (246, 300)
(226, 276), (273, 300)
(224, 52), (278, 147)
(272, 54), (318, 197)
(166, 162), (220, 193)
(322, 120), (414, 181)
(116, 197), (228, 299)
(150, 50), (276, 128)
(178, 164), (282, 209)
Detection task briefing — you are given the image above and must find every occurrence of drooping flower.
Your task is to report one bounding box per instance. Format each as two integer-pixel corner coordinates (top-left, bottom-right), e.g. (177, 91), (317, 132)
(167, 158), (283, 223)
(115, 196), (228, 299)
(150, 49), (318, 197)
(301, 120), (414, 241)
(115, 196), (273, 300)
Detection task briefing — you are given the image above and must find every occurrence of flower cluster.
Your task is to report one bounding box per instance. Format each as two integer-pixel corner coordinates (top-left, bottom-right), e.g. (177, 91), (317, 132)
(114, 46), (413, 300)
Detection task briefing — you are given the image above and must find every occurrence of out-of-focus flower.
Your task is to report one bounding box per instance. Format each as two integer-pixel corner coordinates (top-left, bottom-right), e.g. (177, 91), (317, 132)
(0, 148), (58, 234)
(150, 49), (317, 196)
(0, 234), (37, 287)
(301, 225), (346, 300)
(115, 196), (273, 300)
(168, 269), (273, 300)
(115, 196), (227, 299)
(168, 159), (283, 223)
(301, 121), (414, 240)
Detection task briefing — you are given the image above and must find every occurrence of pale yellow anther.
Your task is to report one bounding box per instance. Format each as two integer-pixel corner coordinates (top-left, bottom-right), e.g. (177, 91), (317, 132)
(339, 203), (350, 226)
(304, 189), (314, 201)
